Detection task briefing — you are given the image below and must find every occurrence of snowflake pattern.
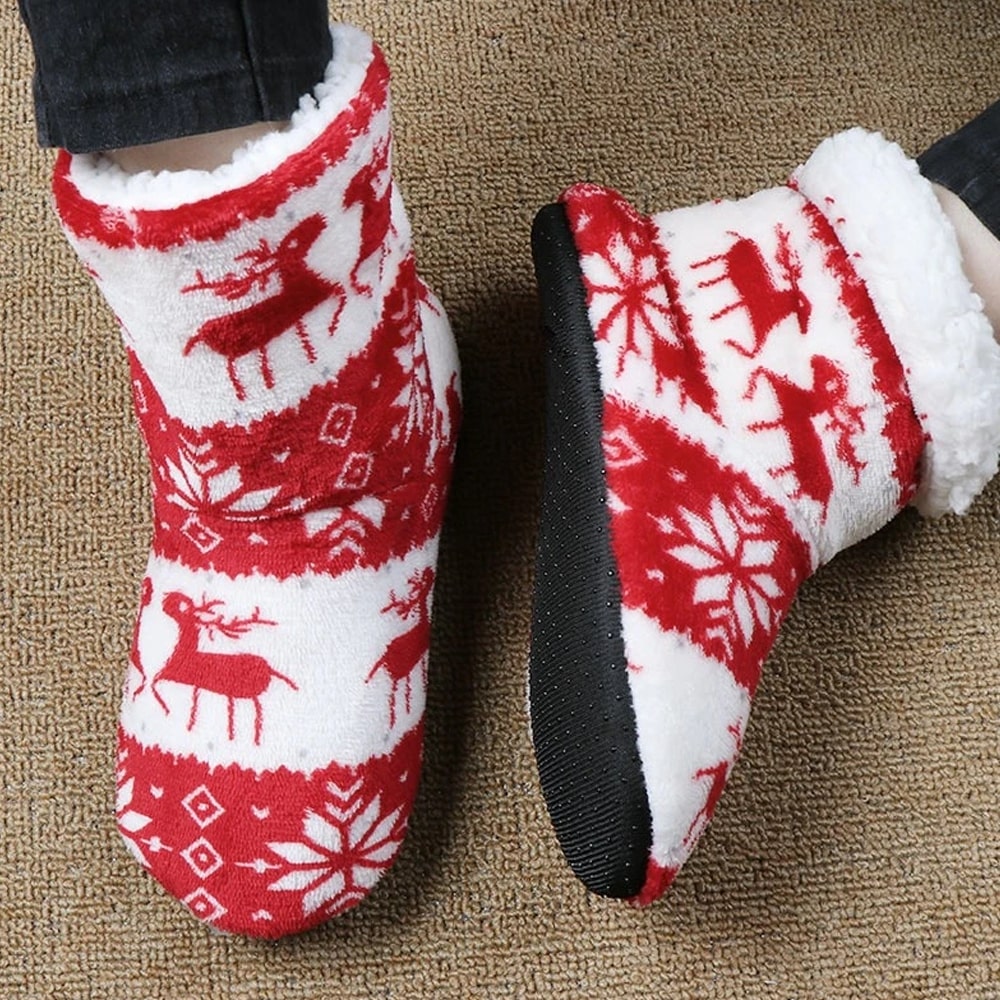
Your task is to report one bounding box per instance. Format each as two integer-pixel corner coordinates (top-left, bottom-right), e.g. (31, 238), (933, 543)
(115, 749), (172, 867)
(658, 490), (784, 660)
(567, 184), (718, 413)
(161, 435), (281, 517)
(261, 785), (405, 919)
(598, 400), (811, 693)
(114, 724), (423, 936)
(582, 233), (677, 378)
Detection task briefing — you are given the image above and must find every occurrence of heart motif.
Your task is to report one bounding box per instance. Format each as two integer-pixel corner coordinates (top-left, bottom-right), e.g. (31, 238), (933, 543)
(251, 805), (270, 820)
(150, 785), (164, 799)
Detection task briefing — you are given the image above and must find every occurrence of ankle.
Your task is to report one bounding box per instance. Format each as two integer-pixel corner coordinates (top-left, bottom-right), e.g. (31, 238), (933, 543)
(932, 183), (1000, 340)
(106, 121), (288, 174)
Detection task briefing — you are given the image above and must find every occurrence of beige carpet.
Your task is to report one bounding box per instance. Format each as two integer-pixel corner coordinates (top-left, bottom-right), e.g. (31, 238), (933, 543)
(3, 2), (1000, 997)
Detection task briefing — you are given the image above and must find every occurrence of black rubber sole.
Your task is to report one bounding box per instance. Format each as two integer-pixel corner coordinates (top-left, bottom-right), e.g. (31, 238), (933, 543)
(528, 203), (652, 899)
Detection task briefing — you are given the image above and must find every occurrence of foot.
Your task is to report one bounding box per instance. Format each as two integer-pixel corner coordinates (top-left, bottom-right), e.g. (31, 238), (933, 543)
(54, 25), (460, 937)
(529, 129), (1000, 903)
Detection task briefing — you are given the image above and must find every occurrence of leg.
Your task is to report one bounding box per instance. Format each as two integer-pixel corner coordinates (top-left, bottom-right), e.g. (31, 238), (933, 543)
(18, 0), (330, 163)
(931, 184), (1000, 335)
(919, 101), (1000, 336)
(28, 12), (461, 939)
(107, 122), (287, 175)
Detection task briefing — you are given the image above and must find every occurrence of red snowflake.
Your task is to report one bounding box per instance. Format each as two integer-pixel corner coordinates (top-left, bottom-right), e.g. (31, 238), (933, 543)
(582, 232), (678, 377)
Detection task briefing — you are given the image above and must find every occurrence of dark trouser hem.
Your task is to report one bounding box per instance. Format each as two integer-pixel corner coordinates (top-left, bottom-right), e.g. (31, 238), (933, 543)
(918, 99), (1000, 242)
(18, 0), (332, 153)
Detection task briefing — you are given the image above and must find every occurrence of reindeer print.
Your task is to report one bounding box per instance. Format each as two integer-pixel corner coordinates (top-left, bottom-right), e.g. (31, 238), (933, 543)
(367, 567), (435, 728)
(344, 137), (393, 295)
(129, 577), (155, 700)
(181, 214), (345, 400)
(151, 592), (297, 745)
(683, 723), (743, 848)
(745, 355), (867, 512)
(692, 225), (812, 358)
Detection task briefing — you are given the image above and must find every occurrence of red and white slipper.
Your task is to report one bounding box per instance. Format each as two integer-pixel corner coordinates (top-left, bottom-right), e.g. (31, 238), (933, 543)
(54, 25), (460, 937)
(529, 129), (1000, 902)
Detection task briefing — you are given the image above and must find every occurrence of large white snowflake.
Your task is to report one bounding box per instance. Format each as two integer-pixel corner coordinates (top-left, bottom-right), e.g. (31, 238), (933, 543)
(657, 489), (784, 658)
(583, 235), (676, 376)
(263, 792), (404, 918)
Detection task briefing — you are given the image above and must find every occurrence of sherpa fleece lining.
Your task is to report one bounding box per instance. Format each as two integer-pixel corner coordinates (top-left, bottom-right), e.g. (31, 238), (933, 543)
(64, 25), (373, 212)
(793, 128), (1000, 517)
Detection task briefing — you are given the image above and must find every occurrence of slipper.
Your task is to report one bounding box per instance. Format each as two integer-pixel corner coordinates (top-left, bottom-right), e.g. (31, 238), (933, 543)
(529, 128), (1000, 903)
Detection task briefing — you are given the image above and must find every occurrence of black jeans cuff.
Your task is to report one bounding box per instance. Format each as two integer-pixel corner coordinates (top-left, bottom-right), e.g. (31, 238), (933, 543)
(918, 99), (1000, 242)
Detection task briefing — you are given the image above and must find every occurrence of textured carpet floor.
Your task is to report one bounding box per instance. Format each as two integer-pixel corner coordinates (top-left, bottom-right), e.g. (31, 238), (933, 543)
(3, 2), (999, 997)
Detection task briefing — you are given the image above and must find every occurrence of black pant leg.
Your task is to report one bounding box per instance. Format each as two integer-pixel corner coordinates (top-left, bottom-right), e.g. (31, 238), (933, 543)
(18, 0), (331, 152)
(918, 100), (1000, 241)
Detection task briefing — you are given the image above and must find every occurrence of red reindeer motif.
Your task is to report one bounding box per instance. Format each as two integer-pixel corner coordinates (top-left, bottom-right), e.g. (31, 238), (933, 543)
(692, 225), (812, 358)
(182, 214), (344, 400)
(367, 567), (435, 728)
(380, 256), (435, 444)
(651, 254), (718, 416)
(746, 355), (867, 512)
(683, 723), (743, 847)
(344, 137), (393, 295)
(152, 592), (297, 745)
(129, 577), (155, 699)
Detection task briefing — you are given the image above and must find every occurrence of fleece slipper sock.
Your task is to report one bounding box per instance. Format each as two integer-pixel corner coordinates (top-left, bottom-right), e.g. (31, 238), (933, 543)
(54, 25), (460, 937)
(529, 129), (1000, 903)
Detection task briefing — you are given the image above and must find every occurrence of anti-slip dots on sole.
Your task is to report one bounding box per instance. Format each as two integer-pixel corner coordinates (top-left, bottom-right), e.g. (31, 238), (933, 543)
(528, 203), (651, 899)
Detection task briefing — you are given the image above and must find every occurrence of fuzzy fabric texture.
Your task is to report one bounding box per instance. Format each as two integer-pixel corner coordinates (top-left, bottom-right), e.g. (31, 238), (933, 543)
(52, 25), (460, 938)
(549, 128), (1000, 904)
(792, 129), (1000, 517)
(65, 25), (373, 212)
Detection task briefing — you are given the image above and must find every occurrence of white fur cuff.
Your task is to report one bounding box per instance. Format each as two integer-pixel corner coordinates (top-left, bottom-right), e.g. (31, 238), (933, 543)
(793, 128), (1000, 516)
